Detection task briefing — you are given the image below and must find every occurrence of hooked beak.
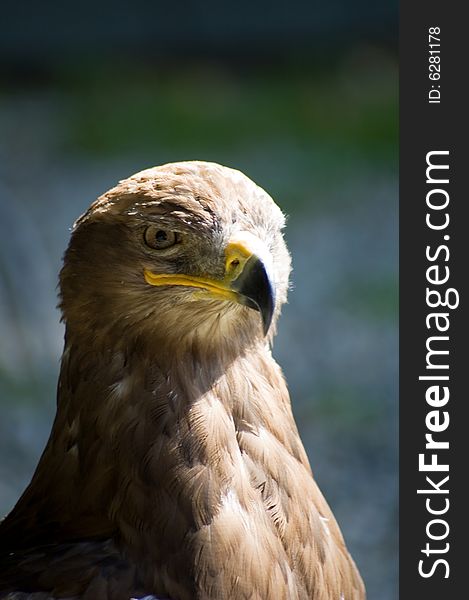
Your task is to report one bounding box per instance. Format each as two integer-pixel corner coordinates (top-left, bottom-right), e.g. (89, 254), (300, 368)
(143, 232), (276, 335)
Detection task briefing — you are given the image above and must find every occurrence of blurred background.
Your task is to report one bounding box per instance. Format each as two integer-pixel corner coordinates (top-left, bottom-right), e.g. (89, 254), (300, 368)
(0, 2), (397, 598)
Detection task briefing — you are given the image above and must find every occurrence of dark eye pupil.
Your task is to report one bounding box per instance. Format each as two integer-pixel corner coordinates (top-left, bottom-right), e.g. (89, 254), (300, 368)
(144, 226), (178, 250)
(155, 230), (168, 242)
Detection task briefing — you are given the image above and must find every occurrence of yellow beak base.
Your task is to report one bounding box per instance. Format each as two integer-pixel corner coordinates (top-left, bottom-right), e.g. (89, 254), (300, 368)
(143, 235), (275, 334)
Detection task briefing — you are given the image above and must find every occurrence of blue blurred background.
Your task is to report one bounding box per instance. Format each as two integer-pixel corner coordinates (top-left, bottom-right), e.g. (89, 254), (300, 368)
(0, 2), (397, 598)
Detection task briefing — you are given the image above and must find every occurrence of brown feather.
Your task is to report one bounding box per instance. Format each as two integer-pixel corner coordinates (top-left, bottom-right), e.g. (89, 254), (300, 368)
(0, 161), (365, 599)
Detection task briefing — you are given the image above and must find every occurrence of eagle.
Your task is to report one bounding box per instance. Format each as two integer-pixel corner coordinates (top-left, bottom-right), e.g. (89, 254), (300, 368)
(0, 161), (365, 600)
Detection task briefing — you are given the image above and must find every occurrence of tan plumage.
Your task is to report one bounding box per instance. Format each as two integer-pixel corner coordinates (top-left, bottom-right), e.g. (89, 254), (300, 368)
(0, 161), (365, 599)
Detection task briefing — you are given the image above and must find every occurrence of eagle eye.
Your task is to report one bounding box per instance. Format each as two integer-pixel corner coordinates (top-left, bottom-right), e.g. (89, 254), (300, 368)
(144, 226), (180, 250)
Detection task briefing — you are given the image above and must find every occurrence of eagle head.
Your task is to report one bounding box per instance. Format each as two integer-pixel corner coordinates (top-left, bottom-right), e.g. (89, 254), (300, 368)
(59, 161), (291, 353)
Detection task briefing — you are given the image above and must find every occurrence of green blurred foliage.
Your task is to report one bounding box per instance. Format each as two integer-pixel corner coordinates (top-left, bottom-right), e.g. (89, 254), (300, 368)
(37, 50), (398, 207)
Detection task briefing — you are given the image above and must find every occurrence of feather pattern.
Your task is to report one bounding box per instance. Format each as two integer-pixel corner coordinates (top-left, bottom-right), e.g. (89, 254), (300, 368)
(0, 162), (365, 599)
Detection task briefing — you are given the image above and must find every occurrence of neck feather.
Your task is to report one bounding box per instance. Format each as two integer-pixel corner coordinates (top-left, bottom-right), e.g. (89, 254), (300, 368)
(4, 329), (324, 598)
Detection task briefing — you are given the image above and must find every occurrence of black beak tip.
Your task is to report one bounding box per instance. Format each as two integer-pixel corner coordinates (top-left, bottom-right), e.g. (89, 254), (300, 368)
(259, 285), (275, 335)
(231, 256), (276, 336)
